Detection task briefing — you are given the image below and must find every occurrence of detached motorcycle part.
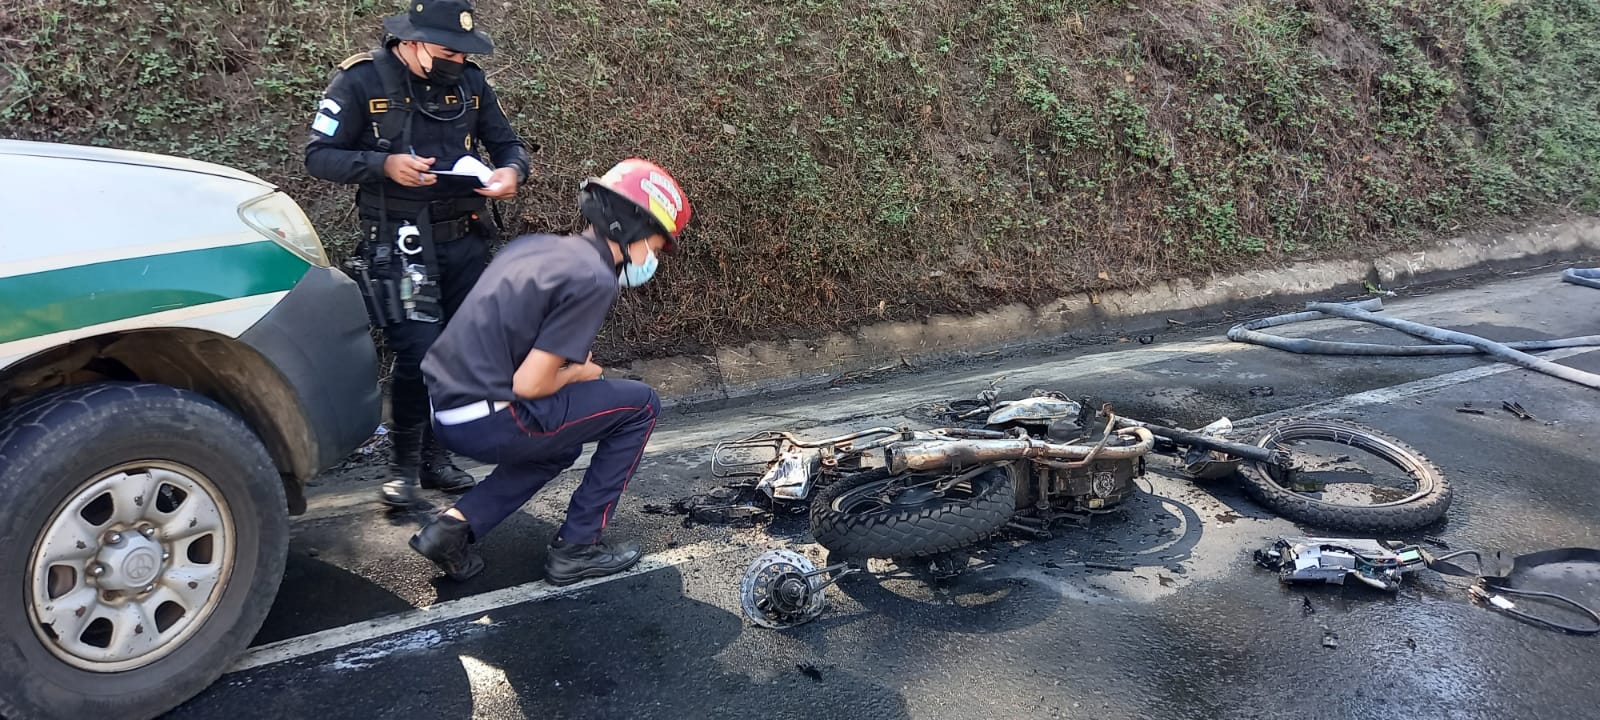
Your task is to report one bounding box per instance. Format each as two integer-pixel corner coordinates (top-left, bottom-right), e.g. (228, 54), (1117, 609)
(1239, 419), (1450, 533)
(755, 449), (820, 502)
(810, 465), (1016, 559)
(1427, 547), (1600, 636)
(1180, 447), (1242, 481)
(1257, 539), (1600, 635)
(739, 549), (841, 629)
(1254, 536), (1429, 591)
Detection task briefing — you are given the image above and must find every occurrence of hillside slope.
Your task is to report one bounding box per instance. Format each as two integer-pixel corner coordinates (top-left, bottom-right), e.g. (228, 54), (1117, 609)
(3, 0), (1596, 360)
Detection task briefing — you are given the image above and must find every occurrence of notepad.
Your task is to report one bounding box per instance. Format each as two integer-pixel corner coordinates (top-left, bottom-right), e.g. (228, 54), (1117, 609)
(430, 155), (495, 185)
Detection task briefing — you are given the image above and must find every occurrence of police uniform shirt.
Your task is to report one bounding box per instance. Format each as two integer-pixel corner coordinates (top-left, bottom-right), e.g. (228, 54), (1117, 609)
(305, 46), (530, 203)
(421, 233), (620, 410)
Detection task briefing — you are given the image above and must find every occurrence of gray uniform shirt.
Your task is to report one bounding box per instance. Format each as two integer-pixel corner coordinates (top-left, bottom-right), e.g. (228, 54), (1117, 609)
(422, 233), (618, 410)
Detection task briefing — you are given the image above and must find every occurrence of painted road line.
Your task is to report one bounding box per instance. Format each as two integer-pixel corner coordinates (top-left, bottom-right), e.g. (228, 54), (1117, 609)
(1233, 346), (1600, 428)
(227, 540), (736, 674)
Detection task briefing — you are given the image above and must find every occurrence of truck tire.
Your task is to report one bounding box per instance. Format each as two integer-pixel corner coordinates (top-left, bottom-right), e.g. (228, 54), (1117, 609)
(0, 382), (288, 720)
(810, 465), (1015, 559)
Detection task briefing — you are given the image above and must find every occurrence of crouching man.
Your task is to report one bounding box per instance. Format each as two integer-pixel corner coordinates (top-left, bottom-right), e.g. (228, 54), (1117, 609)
(409, 158), (693, 584)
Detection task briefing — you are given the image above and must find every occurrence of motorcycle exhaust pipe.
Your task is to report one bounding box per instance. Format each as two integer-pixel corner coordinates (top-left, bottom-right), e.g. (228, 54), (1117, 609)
(885, 428), (1155, 473)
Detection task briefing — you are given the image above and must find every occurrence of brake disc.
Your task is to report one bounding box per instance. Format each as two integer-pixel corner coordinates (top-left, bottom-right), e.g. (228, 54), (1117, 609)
(739, 549), (829, 629)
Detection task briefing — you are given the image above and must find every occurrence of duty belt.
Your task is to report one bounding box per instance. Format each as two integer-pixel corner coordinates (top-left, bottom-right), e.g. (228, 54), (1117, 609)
(358, 193), (486, 221)
(358, 195), (486, 244)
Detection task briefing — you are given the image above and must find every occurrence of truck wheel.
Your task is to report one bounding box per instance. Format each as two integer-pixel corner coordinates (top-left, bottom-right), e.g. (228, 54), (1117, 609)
(0, 383), (288, 720)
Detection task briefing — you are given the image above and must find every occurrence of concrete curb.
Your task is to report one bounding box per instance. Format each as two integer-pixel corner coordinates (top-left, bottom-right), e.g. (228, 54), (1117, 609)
(620, 217), (1600, 406)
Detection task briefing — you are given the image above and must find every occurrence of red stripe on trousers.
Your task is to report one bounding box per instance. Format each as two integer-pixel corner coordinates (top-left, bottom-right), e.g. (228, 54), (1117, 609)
(592, 408), (658, 543)
(510, 404), (645, 437)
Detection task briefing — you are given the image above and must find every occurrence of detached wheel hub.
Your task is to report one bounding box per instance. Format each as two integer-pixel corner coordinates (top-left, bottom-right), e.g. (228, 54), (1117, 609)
(740, 549), (830, 629)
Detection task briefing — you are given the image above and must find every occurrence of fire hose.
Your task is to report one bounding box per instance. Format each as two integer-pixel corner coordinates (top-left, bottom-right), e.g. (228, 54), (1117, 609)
(1227, 268), (1600, 390)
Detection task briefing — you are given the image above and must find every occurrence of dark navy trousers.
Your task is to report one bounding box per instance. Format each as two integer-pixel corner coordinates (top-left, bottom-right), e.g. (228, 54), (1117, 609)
(432, 378), (660, 544)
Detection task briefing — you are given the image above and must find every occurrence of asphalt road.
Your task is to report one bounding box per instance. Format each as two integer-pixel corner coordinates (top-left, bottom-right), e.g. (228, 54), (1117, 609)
(168, 269), (1600, 720)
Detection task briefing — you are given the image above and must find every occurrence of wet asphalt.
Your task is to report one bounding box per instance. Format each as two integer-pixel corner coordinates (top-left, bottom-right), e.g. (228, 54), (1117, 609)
(166, 269), (1600, 719)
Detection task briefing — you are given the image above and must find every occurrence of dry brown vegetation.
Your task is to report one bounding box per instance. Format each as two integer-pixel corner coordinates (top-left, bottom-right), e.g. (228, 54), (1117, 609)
(3, 0), (1596, 361)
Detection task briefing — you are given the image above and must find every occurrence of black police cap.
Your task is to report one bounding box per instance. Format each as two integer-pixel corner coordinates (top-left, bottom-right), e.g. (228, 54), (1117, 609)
(383, 0), (493, 55)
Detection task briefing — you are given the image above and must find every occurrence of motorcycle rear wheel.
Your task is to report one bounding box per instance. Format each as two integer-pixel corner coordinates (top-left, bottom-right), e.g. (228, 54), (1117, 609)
(810, 465), (1015, 559)
(1238, 418), (1450, 533)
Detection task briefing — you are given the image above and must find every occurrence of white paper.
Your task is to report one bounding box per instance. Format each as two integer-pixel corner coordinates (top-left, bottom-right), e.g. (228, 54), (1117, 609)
(430, 155), (495, 185)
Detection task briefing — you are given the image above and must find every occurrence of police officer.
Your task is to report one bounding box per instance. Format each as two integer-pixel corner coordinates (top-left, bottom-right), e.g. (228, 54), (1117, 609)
(307, 0), (533, 508)
(406, 159), (692, 585)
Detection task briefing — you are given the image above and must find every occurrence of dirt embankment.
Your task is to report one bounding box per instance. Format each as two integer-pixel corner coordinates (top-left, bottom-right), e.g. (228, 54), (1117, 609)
(3, 0), (1596, 362)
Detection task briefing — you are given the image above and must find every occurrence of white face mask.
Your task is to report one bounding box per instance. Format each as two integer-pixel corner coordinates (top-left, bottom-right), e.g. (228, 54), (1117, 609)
(618, 247), (659, 288)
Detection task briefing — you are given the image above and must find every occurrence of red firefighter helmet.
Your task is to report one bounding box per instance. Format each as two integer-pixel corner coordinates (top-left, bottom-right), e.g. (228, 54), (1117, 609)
(582, 158), (692, 252)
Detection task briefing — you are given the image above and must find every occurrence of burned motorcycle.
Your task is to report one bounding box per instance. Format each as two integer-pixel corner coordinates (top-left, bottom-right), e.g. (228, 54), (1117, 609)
(717, 389), (1451, 628)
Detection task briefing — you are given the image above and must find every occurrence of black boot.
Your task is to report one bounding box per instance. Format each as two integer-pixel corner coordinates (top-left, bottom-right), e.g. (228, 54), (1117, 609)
(543, 535), (642, 587)
(420, 430), (477, 493)
(379, 426), (423, 508)
(409, 513), (484, 581)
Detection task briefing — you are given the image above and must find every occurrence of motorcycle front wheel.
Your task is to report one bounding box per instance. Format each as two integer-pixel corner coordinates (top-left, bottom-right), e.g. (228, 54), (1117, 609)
(809, 465), (1015, 559)
(1238, 418), (1451, 533)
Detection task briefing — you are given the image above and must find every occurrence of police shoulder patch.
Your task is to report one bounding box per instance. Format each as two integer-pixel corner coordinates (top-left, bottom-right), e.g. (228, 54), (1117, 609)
(338, 52), (373, 71)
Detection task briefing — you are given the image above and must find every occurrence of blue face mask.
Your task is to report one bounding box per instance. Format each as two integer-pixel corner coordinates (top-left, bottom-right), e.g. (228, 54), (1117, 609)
(618, 247), (658, 288)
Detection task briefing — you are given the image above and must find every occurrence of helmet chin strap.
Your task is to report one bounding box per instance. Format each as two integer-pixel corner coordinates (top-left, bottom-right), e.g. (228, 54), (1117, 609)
(582, 189), (649, 272)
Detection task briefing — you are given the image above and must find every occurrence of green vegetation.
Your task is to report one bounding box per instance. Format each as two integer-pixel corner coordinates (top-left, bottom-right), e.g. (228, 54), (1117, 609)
(4, 0), (1597, 360)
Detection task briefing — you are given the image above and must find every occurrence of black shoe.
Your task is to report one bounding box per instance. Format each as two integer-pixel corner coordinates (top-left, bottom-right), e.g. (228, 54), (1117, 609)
(420, 434), (477, 492)
(380, 426), (426, 509)
(410, 513), (484, 582)
(420, 457), (477, 493)
(543, 536), (642, 586)
(379, 469), (422, 509)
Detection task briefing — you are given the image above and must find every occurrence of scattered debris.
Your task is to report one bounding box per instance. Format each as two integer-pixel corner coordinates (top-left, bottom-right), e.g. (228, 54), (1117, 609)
(306, 547), (320, 558)
(1213, 511), (1245, 525)
(1322, 628), (1340, 649)
(1405, 637), (1417, 650)
(1085, 562), (1135, 572)
(1455, 407), (1486, 415)
(829, 357), (918, 386)
(1159, 575), (1176, 587)
(1248, 386), (1275, 397)
(1137, 335), (1155, 345)
(1167, 318), (1188, 327)
(1254, 536), (1427, 591)
(1502, 400), (1534, 420)
(1300, 596), (1315, 616)
(1185, 357), (1216, 364)
(656, 484), (781, 528)
(1423, 537), (1451, 550)
(797, 663), (824, 683)
(1043, 560), (1063, 570)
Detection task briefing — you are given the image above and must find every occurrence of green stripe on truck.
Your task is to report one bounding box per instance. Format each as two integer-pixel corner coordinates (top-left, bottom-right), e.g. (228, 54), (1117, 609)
(0, 241), (310, 344)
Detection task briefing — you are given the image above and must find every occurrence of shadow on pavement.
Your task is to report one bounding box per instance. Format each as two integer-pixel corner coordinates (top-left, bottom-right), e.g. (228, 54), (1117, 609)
(179, 566), (912, 720)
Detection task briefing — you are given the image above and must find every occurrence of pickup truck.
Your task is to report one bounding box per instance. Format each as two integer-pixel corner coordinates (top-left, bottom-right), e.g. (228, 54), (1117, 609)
(0, 139), (381, 720)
